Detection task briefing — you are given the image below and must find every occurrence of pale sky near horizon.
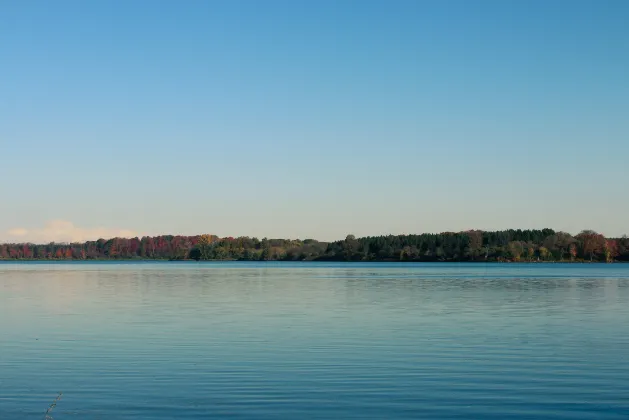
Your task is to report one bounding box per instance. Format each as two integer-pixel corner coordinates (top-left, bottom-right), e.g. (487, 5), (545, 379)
(1, 0), (628, 243)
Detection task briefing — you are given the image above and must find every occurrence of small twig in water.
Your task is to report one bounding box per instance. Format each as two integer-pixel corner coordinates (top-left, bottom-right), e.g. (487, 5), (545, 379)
(44, 392), (63, 420)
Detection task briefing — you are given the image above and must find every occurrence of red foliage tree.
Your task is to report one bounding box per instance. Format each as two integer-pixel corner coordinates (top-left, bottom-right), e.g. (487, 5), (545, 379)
(604, 239), (619, 263)
(577, 230), (605, 261)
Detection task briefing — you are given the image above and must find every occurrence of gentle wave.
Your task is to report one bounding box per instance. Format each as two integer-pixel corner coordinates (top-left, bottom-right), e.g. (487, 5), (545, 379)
(1, 263), (628, 419)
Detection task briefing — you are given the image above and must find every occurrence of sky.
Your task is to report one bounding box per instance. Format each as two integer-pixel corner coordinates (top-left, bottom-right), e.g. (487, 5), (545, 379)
(1, 0), (628, 243)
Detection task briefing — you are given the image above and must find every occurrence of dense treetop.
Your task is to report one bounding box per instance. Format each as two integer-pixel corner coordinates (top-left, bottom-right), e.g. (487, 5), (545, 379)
(1, 229), (627, 262)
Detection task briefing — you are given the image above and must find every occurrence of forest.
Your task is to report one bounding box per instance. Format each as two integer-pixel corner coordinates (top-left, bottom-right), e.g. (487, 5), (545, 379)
(1, 229), (628, 262)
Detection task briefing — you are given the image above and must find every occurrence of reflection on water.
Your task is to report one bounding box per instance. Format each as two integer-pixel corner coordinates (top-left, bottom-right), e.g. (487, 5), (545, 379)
(1, 262), (628, 419)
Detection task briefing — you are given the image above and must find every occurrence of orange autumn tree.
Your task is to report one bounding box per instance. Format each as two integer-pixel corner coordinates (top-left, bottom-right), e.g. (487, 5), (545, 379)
(604, 239), (619, 263)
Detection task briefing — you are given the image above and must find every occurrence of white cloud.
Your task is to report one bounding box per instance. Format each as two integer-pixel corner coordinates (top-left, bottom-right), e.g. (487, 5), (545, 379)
(7, 228), (29, 237)
(4, 220), (138, 244)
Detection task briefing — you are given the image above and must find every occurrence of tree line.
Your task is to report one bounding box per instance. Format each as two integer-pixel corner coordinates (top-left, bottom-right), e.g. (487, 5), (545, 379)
(1, 229), (628, 262)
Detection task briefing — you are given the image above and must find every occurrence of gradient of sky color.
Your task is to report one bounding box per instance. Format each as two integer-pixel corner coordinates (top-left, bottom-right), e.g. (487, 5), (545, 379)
(1, 0), (628, 242)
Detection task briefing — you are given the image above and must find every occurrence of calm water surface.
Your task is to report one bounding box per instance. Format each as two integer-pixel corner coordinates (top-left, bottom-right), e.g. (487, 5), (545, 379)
(1, 262), (629, 419)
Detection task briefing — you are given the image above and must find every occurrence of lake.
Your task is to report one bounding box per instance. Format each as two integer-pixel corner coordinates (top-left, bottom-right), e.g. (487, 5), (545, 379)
(1, 262), (628, 419)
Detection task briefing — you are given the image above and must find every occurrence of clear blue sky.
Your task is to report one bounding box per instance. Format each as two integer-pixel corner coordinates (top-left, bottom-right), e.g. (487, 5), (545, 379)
(1, 0), (628, 242)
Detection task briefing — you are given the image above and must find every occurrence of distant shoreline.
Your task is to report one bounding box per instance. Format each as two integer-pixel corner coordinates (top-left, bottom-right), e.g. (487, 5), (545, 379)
(1, 229), (627, 263)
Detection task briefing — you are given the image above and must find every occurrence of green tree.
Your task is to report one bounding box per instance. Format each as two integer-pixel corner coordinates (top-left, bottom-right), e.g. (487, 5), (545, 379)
(508, 241), (524, 261)
(538, 246), (550, 261)
(465, 230), (483, 260)
(526, 243), (536, 261)
(342, 234), (359, 260)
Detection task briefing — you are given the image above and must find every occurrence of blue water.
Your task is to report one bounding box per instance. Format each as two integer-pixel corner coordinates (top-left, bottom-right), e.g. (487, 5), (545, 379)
(1, 262), (628, 419)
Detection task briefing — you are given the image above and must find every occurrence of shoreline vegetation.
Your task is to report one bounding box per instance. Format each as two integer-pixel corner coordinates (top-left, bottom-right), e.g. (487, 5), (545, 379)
(1, 229), (628, 263)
